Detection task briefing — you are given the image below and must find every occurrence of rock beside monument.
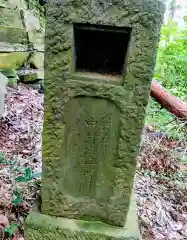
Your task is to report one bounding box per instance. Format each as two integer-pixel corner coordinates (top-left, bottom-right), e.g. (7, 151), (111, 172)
(0, 0), (45, 89)
(0, 72), (8, 117)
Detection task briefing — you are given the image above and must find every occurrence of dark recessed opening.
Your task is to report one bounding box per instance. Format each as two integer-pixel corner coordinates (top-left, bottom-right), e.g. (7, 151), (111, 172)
(39, 0), (47, 6)
(73, 23), (131, 77)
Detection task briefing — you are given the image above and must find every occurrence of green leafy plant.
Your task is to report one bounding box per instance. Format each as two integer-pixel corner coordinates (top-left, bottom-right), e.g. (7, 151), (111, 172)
(11, 190), (23, 206)
(146, 13), (187, 141)
(154, 15), (187, 101)
(4, 223), (19, 237)
(15, 168), (33, 182)
(0, 152), (41, 207)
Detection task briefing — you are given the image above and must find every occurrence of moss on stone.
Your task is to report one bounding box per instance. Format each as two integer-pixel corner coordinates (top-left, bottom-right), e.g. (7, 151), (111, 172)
(0, 26), (27, 44)
(0, 0), (45, 91)
(21, 70), (44, 82)
(0, 52), (29, 69)
(27, 53), (44, 68)
(0, 0), (45, 48)
(25, 192), (140, 240)
(41, 0), (165, 228)
(0, 68), (18, 87)
(0, 68), (18, 78)
(0, 6), (24, 28)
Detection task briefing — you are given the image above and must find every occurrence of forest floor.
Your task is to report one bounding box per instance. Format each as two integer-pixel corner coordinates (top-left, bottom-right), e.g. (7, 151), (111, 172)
(0, 84), (186, 240)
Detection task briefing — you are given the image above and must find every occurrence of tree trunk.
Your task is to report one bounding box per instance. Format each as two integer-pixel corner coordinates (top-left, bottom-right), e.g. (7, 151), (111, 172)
(169, 0), (177, 20)
(150, 80), (187, 121)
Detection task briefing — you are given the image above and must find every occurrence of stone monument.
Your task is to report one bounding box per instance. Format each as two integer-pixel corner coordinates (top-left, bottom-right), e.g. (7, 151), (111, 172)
(25, 0), (165, 239)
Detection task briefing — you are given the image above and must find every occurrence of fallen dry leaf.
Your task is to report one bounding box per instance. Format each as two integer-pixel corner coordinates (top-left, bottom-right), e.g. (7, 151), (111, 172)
(0, 214), (9, 227)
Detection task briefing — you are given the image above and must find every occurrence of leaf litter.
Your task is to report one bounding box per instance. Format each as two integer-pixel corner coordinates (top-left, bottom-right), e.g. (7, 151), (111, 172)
(0, 84), (186, 239)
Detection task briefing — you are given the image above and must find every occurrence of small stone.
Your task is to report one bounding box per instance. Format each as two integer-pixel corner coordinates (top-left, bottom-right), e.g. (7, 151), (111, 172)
(18, 237), (24, 240)
(0, 214), (9, 226)
(18, 216), (24, 224)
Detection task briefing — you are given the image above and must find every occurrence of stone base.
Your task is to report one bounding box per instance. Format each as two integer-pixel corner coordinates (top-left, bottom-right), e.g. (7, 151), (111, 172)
(24, 195), (141, 240)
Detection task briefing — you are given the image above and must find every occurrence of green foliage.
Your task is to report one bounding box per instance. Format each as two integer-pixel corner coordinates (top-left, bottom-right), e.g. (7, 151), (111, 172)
(160, 19), (179, 43)
(12, 190), (23, 206)
(146, 99), (187, 141)
(0, 152), (41, 207)
(4, 223), (18, 237)
(146, 12), (187, 143)
(141, 169), (187, 190)
(0, 152), (5, 162)
(15, 167), (33, 182)
(154, 16), (187, 101)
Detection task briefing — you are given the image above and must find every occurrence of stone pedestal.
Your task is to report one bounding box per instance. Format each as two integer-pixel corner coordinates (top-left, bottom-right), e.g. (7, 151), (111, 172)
(25, 0), (165, 239)
(25, 193), (140, 240)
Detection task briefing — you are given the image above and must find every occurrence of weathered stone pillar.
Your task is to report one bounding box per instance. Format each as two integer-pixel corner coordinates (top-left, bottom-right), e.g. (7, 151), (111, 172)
(25, 0), (165, 239)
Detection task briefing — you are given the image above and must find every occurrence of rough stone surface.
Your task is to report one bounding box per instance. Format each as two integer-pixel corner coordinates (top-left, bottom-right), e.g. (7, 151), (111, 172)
(0, 42), (29, 52)
(21, 70), (44, 82)
(28, 53), (44, 69)
(0, 72), (8, 117)
(41, 0), (165, 228)
(25, 193), (141, 240)
(0, 27), (28, 44)
(0, 6), (24, 28)
(0, 5), (27, 44)
(0, 0), (45, 84)
(23, 9), (45, 45)
(0, 52), (29, 69)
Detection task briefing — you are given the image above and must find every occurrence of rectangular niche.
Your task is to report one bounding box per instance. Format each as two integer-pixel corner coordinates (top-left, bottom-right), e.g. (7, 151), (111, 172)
(73, 23), (131, 80)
